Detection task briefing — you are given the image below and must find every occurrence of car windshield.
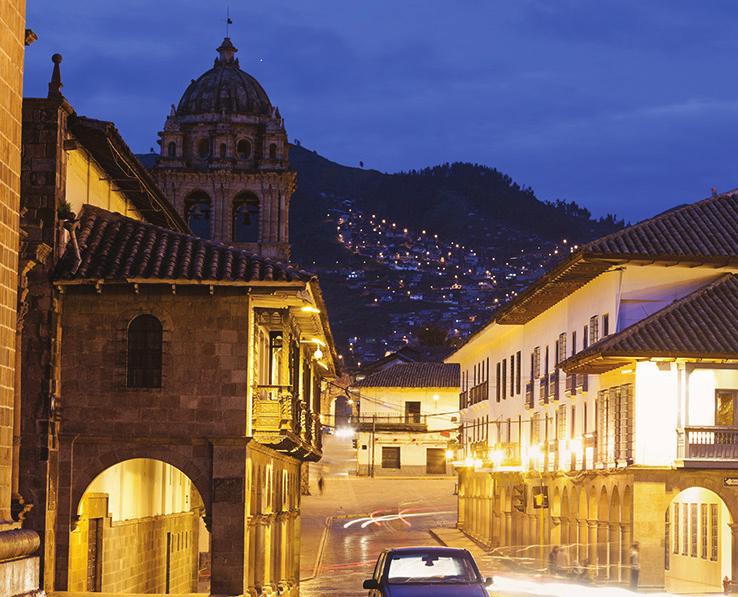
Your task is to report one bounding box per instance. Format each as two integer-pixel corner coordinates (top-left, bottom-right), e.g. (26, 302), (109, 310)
(386, 553), (479, 584)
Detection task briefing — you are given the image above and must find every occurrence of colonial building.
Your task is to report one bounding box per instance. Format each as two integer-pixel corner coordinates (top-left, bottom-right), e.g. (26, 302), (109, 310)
(448, 192), (738, 593)
(353, 363), (459, 476)
(0, 1), (43, 596)
(19, 56), (336, 597)
(150, 37), (294, 262)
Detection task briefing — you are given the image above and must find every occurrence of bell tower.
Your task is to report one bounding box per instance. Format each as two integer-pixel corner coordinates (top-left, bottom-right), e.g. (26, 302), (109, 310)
(152, 38), (295, 262)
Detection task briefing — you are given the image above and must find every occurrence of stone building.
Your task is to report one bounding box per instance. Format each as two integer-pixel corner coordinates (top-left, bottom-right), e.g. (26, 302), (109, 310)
(19, 56), (336, 597)
(0, 1), (43, 595)
(150, 37), (294, 262)
(448, 192), (738, 592)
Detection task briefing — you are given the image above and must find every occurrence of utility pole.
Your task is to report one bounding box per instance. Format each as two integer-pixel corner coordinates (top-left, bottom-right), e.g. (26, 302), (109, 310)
(370, 414), (376, 478)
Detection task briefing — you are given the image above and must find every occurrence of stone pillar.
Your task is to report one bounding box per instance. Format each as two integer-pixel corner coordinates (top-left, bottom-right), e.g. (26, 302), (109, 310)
(597, 521), (609, 579)
(587, 521), (598, 575)
(621, 522), (632, 584)
(730, 523), (738, 584)
(210, 442), (248, 596)
(632, 480), (666, 589)
(609, 523), (622, 582)
(577, 519), (587, 564)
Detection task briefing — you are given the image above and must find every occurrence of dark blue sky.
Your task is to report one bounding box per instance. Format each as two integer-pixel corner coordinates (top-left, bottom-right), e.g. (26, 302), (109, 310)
(23, 1), (738, 221)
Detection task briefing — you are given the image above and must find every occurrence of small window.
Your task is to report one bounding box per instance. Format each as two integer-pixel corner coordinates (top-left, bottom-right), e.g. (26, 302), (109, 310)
(602, 313), (610, 336)
(589, 315), (599, 344)
(167, 141), (176, 158)
(196, 138), (210, 159)
(269, 143), (277, 160)
(219, 143), (227, 159)
(583, 325), (589, 349)
(237, 139), (252, 159)
(127, 314), (163, 388)
(533, 347), (541, 378)
(558, 333), (567, 362)
(382, 446), (401, 469)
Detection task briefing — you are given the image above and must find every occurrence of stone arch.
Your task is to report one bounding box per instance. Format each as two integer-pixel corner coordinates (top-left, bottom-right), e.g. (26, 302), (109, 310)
(232, 191), (260, 243)
(609, 486), (621, 581)
(596, 486), (609, 579)
(71, 445), (211, 521)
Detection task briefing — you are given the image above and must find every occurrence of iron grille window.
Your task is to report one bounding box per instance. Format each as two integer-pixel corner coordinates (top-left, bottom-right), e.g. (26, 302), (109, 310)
(701, 504), (708, 559)
(710, 504), (718, 561)
(690, 503), (698, 557)
(127, 314), (163, 388)
(510, 354), (515, 396)
(602, 313), (610, 336)
(496, 362), (501, 402)
(533, 347), (541, 378)
(558, 333), (567, 362)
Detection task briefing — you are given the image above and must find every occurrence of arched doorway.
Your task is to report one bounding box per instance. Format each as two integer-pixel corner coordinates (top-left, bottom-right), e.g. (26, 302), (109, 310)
(333, 395), (352, 428)
(665, 487), (732, 593)
(68, 458), (210, 594)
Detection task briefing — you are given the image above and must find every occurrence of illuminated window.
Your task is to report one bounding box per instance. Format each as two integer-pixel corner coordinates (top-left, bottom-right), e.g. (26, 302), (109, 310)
(701, 504), (708, 559)
(690, 503), (697, 557)
(237, 139), (252, 159)
(127, 314), (162, 388)
(710, 504), (718, 561)
(673, 503), (679, 554)
(233, 193), (259, 243)
(715, 390), (738, 426)
(185, 193), (212, 239)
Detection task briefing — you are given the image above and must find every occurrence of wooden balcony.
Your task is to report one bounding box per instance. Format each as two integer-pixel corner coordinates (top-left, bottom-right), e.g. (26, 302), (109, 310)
(525, 381), (534, 409)
(459, 390), (469, 410)
(677, 426), (738, 466)
(252, 385), (322, 461)
(548, 371), (559, 401)
(565, 373), (577, 396)
(470, 380), (488, 405)
(355, 413), (428, 432)
(576, 373), (589, 392)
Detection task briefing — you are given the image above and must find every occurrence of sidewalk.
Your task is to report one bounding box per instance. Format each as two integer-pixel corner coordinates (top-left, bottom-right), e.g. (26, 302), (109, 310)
(429, 527), (491, 569)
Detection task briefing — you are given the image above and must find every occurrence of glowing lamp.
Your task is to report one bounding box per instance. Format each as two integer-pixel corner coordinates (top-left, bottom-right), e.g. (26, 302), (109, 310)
(445, 449), (455, 460)
(301, 305), (321, 314)
(489, 448), (505, 467)
(313, 348), (323, 360)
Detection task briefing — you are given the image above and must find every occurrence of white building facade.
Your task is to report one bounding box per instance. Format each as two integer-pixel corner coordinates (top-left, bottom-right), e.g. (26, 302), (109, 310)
(448, 192), (738, 592)
(352, 363), (460, 476)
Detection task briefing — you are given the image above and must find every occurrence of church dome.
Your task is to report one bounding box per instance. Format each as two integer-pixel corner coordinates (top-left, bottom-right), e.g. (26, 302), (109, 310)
(176, 38), (272, 116)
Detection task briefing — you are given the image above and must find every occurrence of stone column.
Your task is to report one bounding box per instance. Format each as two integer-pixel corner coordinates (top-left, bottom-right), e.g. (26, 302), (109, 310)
(210, 442), (248, 596)
(730, 523), (738, 585)
(609, 523), (622, 582)
(578, 519), (588, 565)
(587, 521), (598, 576)
(597, 521), (609, 579)
(621, 522), (632, 584)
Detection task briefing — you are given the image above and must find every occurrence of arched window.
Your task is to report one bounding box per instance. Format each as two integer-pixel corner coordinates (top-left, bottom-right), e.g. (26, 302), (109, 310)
(237, 139), (252, 160)
(219, 143), (227, 159)
(196, 138), (210, 159)
(127, 315), (163, 388)
(233, 192), (259, 243)
(167, 142), (176, 158)
(269, 143), (277, 160)
(185, 192), (212, 239)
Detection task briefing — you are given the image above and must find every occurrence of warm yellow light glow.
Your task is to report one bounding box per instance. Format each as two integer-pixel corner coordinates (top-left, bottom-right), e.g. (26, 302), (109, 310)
(473, 458), (483, 469)
(311, 338), (326, 346)
(300, 305), (321, 314)
(489, 448), (505, 467)
(621, 368), (633, 374)
(464, 456), (474, 468)
(445, 449), (455, 460)
(313, 347), (323, 360)
(433, 394), (440, 401)
(316, 360), (328, 370)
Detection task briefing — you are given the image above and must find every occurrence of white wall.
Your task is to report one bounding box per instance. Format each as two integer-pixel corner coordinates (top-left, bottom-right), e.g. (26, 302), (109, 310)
(357, 386), (459, 431)
(83, 459), (194, 521)
(634, 361), (679, 466)
(687, 368), (738, 426)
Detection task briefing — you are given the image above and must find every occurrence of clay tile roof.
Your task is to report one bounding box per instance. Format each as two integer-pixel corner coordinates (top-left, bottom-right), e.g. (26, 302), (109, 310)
(560, 274), (738, 373)
(353, 362), (460, 388)
(55, 205), (311, 284)
(583, 191), (738, 259)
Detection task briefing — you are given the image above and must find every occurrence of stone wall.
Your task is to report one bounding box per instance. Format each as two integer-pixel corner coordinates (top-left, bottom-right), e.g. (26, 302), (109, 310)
(68, 494), (199, 593)
(0, 0), (24, 525)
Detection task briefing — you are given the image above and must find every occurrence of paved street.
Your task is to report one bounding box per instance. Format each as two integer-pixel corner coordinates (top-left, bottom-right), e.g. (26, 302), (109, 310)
(300, 434), (459, 595)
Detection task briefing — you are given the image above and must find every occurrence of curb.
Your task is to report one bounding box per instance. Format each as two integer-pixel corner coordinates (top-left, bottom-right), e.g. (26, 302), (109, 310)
(428, 528), (446, 546)
(301, 515), (333, 582)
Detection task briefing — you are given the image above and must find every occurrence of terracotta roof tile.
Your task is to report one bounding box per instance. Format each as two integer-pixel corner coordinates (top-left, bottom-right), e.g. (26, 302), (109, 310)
(560, 274), (738, 372)
(354, 362), (460, 388)
(55, 205), (311, 284)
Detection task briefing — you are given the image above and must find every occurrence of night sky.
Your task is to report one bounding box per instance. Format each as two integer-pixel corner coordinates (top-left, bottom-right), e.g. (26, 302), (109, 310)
(23, 0), (738, 222)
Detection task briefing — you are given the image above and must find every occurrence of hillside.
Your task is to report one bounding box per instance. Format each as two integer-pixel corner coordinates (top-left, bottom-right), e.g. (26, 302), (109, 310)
(288, 144), (623, 366)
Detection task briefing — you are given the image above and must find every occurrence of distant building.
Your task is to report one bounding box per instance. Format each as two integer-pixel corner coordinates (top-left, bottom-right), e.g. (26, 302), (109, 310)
(150, 38), (295, 262)
(447, 192), (738, 592)
(352, 363), (460, 476)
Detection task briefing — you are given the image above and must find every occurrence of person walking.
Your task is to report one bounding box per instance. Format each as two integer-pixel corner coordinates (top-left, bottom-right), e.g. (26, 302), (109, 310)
(317, 474), (325, 496)
(629, 542), (640, 590)
(548, 546), (559, 575)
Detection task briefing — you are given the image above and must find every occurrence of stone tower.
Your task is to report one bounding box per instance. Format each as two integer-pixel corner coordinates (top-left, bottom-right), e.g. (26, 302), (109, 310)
(153, 38), (295, 262)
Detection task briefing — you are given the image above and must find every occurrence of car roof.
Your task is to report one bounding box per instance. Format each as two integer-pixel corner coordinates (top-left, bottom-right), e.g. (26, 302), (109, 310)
(383, 547), (472, 556)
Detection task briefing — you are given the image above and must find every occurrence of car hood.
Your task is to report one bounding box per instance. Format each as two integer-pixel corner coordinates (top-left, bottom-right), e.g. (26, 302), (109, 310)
(385, 584), (487, 597)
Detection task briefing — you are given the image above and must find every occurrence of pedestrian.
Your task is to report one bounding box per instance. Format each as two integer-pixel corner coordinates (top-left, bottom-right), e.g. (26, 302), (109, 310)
(629, 542), (640, 590)
(317, 474), (325, 496)
(548, 545), (559, 575)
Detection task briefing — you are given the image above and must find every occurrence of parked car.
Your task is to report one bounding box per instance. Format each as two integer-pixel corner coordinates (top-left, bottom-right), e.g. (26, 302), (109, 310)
(363, 547), (493, 596)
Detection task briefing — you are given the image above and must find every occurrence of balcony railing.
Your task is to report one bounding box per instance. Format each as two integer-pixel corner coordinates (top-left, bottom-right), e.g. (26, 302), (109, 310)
(470, 381), (488, 405)
(354, 413), (428, 431)
(252, 384), (322, 460)
(678, 426), (738, 461)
